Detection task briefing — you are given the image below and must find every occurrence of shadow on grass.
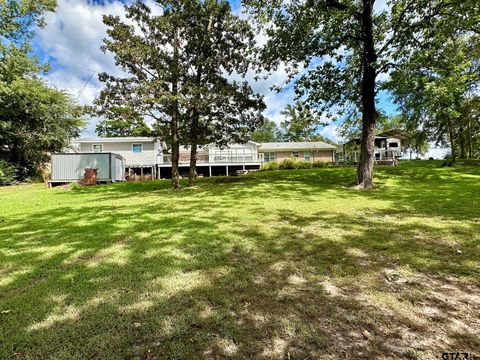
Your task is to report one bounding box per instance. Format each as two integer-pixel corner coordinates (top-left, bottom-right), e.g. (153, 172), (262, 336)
(0, 161), (479, 358)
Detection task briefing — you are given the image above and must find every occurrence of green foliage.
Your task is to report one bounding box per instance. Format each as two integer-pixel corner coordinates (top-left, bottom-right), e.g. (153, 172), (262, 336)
(0, 160), (17, 185)
(95, 0), (264, 188)
(0, 76), (85, 178)
(260, 161), (279, 171)
(312, 160), (329, 168)
(0, 0), (84, 180)
(385, 17), (479, 161)
(279, 103), (321, 141)
(251, 119), (280, 142)
(245, 0), (475, 186)
(278, 158), (297, 170)
(294, 160), (313, 169)
(261, 158), (315, 171)
(0, 0), (56, 45)
(96, 115), (152, 138)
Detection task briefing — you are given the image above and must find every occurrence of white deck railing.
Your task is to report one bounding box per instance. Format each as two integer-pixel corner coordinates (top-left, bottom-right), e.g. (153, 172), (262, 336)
(159, 153), (264, 164)
(337, 149), (404, 162)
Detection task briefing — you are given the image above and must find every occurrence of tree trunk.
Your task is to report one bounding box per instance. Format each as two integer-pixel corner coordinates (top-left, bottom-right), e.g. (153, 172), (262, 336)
(171, 28), (180, 190)
(467, 119), (472, 159)
(171, 111), (180, 189)
(187, 114), (198, 187)
(447, 118), (456, 163)
(356, 0), (377, 189)
(187, 14), (212, 187)
(459, 125), (466, 159)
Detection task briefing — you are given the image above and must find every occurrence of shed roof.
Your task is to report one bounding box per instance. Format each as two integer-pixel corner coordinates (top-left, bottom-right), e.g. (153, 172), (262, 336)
(259, 141), (336, 151)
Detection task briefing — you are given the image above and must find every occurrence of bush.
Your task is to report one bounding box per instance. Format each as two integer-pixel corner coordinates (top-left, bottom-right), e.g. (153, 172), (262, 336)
(261, 161), (279, 171)
(278, 158), (297, 170)
(312, 160), (328, 168)
(294, 160), (313, 169)
(0, 160), (18, 186)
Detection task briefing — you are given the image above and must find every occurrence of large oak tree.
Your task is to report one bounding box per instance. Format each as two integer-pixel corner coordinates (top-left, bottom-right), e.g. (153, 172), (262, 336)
(245, 0), (472, 188)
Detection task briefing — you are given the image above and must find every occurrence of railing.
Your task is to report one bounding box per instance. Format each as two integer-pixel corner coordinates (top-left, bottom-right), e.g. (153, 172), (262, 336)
(337, 149), (404, 163)
(159, 153), (264, 164)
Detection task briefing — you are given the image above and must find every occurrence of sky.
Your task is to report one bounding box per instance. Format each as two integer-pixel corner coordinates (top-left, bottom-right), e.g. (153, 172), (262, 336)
(32, 0), (447, 158)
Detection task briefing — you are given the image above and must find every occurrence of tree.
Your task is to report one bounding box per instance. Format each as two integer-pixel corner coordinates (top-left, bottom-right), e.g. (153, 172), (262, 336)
(279, 103), (321, 142)
(179, 0), (264, 186)
(251, 119), (280, 142)
(1, 0), (84, 180)
(95, 0), (192, 189)
(386, 33), (479, 162)
(95, 110), (152, 137)
(95, 0), (264, 188)
(245, 0), (472, 188)
(0, 79), (84, 178)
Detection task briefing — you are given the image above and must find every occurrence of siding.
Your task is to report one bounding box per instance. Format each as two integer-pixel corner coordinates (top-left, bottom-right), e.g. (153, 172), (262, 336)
(51, 153), (112, 181)
(261, 150), (333, 162)
(79, 141), (156, 166)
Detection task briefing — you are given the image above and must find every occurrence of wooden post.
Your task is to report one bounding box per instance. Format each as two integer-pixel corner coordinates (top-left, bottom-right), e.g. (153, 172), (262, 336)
(158, 166), (161, 179)
(226, 165), (229, 176)
(140, 166), (144, 181)
(209, 166), (212, 177)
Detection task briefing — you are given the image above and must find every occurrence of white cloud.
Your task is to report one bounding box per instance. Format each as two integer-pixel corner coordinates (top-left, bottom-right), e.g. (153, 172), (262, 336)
(318, 123), (343, 144)
(34, 0), (133, 137)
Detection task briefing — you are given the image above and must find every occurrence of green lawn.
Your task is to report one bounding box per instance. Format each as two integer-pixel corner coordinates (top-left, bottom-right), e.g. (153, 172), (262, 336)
(1, 161), (479, 359)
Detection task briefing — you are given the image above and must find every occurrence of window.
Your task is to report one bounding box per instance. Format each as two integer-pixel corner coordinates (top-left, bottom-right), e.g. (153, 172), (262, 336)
(389, 142), (399, 148)
(92, 144), (103, 153)
(304, 151), (311, 161)
(132, 144), (143, 153)
(292, 151), (299, 158)
(264, 152), (276, 162)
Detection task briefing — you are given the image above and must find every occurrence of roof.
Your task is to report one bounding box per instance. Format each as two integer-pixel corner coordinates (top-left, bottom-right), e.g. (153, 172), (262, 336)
(259, 141), (336, 151)
(74, 137), (156, 143)
(343, 129), (411, 145)
(377, 129), (410, 140)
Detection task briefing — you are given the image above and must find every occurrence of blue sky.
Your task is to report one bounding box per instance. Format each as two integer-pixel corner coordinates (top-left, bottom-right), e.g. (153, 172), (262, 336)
(32, 0), (399, 144)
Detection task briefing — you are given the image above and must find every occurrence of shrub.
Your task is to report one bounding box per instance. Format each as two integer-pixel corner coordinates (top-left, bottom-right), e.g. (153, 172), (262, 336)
(312, 160), (328, 168)
(294, 160), (313, 169)
(0, 160), (17, 186)
(261, 161), (279, 171)
(279, 158), (297, 170)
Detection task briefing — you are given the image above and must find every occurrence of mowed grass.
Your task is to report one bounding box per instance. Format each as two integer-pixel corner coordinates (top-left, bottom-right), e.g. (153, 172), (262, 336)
(1, 161), (479, 359)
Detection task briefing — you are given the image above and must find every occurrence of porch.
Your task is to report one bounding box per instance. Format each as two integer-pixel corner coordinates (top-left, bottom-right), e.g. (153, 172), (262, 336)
(337, 149), (403, 163)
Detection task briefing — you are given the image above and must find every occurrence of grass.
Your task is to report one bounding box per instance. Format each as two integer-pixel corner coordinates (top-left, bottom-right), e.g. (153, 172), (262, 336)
(1, 160), (479, 359)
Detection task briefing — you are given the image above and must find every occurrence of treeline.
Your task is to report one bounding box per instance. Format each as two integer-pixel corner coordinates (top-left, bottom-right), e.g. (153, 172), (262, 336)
(251, 104), (338, 145)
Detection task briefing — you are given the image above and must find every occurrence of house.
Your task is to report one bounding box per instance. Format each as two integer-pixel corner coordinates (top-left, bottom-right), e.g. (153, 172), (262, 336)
(258, 141), (336, 163)
(72, 138), (265, 179)
(61, 137), (337, 181)
(74, 137), (160, 179)
(336, 129), (410, 163)
(157, 141), (264, 178)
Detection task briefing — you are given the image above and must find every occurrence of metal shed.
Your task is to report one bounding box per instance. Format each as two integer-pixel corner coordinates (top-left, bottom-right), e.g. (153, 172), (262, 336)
(50, 153), (125, 184)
